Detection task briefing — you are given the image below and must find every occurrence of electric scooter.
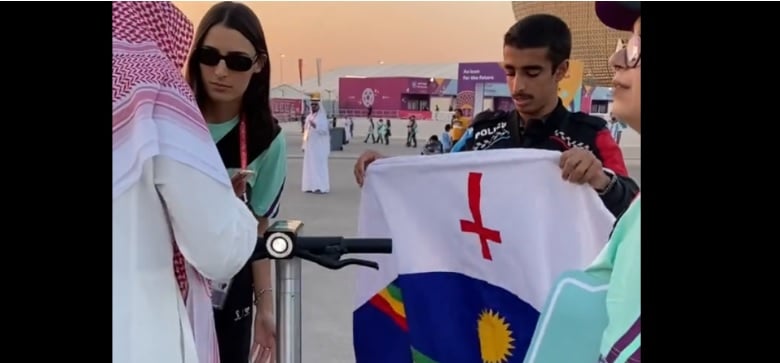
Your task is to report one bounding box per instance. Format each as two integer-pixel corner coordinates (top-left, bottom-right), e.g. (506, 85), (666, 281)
(257, 220), (393, 363)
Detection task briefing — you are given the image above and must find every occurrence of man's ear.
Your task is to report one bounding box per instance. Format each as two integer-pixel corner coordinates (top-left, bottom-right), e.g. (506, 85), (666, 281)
(554, 59), (569, 82)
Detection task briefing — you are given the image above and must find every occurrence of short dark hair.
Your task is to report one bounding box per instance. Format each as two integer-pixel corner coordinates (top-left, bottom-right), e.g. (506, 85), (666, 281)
(445, 124), (452, 131)
(503, 14), (572, 72)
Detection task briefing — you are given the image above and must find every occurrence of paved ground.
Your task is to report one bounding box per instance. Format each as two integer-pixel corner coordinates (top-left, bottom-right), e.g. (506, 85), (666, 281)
(275, 129), (640, 363)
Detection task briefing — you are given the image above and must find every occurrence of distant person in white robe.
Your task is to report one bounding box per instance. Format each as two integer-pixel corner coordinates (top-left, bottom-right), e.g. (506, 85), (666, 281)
(345, 117), (353, 142)
(301, 93), (331, 193)
(112, 2), (258, 363)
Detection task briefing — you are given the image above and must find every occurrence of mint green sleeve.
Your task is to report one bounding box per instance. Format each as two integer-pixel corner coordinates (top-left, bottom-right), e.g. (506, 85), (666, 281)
(585, 235), (617, 282)
(247, 133), (287, 218)
(588, 199), (642, 363)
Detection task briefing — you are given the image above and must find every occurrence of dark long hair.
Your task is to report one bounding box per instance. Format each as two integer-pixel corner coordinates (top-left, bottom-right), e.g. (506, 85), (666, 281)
(186, 1), (278, 151)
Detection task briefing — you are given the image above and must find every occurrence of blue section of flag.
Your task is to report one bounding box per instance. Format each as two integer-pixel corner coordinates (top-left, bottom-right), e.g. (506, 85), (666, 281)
(353, 300), (412, 363)
(398, 271), (540, 363)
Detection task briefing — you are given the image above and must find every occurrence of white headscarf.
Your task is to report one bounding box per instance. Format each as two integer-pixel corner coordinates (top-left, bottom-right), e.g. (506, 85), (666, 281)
(112, 3), (225, 363)
(306, 102), (329, 134)
(112, 1), (229, 200)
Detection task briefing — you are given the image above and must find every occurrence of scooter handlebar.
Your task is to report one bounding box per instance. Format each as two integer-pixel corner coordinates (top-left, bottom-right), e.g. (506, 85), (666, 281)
(297, 236), (392, 254)
(256, 220), (393, 270)
(342, 238), (393, 254)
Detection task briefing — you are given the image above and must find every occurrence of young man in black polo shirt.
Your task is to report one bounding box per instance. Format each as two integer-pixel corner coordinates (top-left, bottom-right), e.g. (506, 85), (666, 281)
(355, 14), (639, 217)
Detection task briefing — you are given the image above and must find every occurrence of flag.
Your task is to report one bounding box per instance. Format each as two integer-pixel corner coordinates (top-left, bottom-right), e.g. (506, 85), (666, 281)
(298, 58), (303, 87)
(315, 58), (322, 87)
(353, 149), (615, 363)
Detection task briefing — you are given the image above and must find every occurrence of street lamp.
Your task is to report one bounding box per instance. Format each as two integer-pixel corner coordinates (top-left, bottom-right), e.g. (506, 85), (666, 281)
(324, 89), (334, 115)
(280, 53), (286, 84)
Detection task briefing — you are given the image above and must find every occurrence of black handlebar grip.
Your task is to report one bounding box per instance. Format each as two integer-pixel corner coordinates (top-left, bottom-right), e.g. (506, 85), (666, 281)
(296, 237), (343, 253)
(342, 238), (392, 254)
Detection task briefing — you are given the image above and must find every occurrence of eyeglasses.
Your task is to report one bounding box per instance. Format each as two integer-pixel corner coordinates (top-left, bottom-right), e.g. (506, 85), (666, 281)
(609, 34), (641, 70)
(197, 47), (260, 72)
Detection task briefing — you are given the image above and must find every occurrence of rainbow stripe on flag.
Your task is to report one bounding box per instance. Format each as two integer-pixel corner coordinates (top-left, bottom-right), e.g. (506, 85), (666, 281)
(369, 283), (408, 331)
(354, 280), (438, 363)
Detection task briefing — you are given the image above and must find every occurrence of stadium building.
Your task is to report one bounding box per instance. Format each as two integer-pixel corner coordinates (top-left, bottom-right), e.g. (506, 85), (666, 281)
(512, 1), (631, 87)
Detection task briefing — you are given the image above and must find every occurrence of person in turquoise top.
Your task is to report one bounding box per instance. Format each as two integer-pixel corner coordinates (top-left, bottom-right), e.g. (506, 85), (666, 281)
(523, 3), (640, 363)
(589, 2), (641, 362)
(377, 119), (388, 145)
(185, 2), (287, 363)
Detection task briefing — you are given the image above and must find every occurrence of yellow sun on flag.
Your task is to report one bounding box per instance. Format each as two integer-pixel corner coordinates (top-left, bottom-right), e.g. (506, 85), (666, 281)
(477, 309), (515, 363)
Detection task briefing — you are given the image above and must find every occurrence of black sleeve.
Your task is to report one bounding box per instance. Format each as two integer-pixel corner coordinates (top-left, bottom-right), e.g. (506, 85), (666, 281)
(584, 119), (639, 217)
(600, 174), (640, 217)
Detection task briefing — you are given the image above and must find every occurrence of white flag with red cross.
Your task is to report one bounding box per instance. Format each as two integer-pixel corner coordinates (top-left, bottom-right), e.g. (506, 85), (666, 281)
(353, 149), (615, 363)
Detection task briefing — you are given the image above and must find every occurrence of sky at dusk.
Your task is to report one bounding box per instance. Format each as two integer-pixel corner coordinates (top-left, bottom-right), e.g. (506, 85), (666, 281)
(174, 1), (516, 85)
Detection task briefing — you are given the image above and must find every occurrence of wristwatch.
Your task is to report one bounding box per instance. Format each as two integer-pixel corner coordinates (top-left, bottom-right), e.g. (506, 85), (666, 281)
(596, 169), (617, 196)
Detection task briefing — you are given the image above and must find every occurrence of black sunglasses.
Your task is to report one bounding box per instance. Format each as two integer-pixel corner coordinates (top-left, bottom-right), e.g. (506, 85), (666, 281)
(197, 47), (259, 72)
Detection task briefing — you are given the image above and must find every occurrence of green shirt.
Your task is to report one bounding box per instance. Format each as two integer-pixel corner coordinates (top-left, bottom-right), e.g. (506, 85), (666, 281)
(587, 196), (641, 363)
(208, 117), (287, 217)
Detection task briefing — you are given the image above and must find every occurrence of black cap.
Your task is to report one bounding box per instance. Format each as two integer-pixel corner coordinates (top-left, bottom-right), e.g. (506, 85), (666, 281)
(595, 2), (640, 32)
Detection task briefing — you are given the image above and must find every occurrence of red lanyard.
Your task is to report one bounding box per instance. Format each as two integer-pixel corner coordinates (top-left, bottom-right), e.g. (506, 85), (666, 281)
(239, 115), (247, 170)
(239, 115), (248, 202)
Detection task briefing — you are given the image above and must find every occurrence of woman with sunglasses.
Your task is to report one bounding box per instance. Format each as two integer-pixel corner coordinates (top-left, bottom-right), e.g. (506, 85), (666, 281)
(588, 2), (641, 362)
(186, 2), (287, 363)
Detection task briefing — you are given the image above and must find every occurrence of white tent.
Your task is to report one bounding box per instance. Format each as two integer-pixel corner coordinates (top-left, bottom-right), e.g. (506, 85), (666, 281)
(271, 84), (309, 100)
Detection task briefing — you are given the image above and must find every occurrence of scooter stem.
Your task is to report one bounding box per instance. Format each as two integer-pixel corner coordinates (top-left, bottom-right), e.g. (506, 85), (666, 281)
(275, 258), (302, 363)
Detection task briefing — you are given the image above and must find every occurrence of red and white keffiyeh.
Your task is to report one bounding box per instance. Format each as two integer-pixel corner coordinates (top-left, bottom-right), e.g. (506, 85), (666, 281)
(113, 2), (226, 363)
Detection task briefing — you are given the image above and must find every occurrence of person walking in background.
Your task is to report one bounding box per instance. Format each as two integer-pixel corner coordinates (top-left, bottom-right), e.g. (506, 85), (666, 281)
(344, 116), (353, 144)
(364, 117), (376, 143)
(609, 115), (625, 145)
(185, 2), (288, 362)
(406, 115), (418, 147)
(113, 2), (258, 363)
(346, 116), (354, 139)
(377, 119), (389, 145)
(440, 124), (453, 152)
(301, 94), (331, 194)
(386, 118), (392, 140)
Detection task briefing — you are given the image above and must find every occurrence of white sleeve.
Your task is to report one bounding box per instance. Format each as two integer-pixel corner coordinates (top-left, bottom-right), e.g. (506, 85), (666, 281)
(154, 156), (257, 281)
(315, 114), (329, 135)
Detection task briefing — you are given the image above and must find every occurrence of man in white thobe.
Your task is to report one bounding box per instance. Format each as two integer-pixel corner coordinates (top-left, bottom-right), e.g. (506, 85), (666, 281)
(301, 97), (331, 193)
(112, 2), (258, 362)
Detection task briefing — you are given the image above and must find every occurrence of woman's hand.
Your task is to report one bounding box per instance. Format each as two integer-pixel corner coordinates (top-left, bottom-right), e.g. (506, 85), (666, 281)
(251, 311), (276, 363)
(231, 172), (252, 199)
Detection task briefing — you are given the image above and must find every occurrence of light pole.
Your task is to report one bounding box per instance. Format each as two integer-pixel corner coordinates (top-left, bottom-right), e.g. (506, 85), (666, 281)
(280, 53), (286, 84)
(325, 89), (334, 116)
